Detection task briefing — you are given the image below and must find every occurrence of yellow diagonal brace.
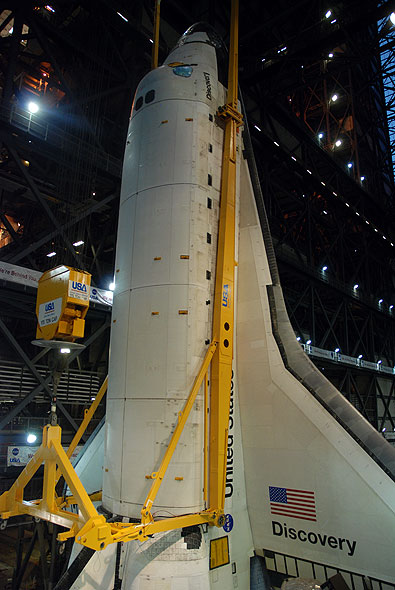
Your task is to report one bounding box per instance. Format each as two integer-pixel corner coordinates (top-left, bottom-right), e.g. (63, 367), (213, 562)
(55, 376), (107, 482)
(141, 341), (217, 523)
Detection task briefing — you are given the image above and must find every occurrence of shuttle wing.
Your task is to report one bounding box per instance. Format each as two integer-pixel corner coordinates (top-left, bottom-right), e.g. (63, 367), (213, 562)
(236, 135), (395, 582)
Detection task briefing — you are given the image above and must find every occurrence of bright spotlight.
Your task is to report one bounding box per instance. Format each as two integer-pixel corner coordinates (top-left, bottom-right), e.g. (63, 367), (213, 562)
(390, 12), (395, 26)
(328, 53), (334, 58)
(353, 284), (359, 290)
(27, 433), (37, 444)
(325, 10), (332, 19)
(306, 339), (312, 345)
(331, 93), (338, 102)
(27, 101), (39, 114)
(347, 163), (353, 168)
(379, 299), (383, 304)
(318, 132), (324, 139)
(335, 348), (340, 353)
(335, 139), (342, 147)
(60, 348), (71, 354)
(109, 282), (115, 291)
(322, 265), (328, 271)
(358, 354), (363, 359)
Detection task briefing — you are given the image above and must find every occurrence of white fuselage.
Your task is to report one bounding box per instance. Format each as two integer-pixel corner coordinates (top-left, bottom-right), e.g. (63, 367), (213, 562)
(103, 33), (224, 518)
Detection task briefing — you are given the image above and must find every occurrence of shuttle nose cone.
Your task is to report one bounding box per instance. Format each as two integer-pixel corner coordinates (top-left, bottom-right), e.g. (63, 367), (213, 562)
(176, 22), (224, 49)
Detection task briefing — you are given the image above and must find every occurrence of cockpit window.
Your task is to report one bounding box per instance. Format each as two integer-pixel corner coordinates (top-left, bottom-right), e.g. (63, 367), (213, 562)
(145, 90), (155, 104)
(135, 96), (143, 111)
(172, 65), (193, 77)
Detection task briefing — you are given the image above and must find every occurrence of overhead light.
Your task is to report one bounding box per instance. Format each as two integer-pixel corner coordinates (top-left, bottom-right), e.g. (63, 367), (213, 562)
(318, 132), (324, 139)
(353, 284), (359, 290)
(358, 354), (363, 359)
(27, 101), (39, 114)
(73, 240), (84, 247)
(46, 251), (56, 258)
(323, 210), (328, 214)
(273, 141), (280, 147)
(325, 10), (332, 18)
(378, 360), (382, 364)
(109, 282), (115, 291)
(390, 305), (394, 311)
(347, 163), (352, 168)
(335, 348), (340, 353)
(60, 348), (71, 354)
(331, 19), (337, 24)
(306, 339), (312, 345)
(45, 5), (55, 12)
(296, 336), (301, 341)
(149, 38), (154, 43)
(254, 125), (261, 132)
(331, 93), (338, 102)
(92, 191), (96, 196)
(335, 139), (342, 147)
(307, 169), (312, 174)
(117, 11), (128, 22)
(322, 265), (328, 271)
(391, 12), (395, 25)
(328, 53), (334, 58)
(382, 427), (386, 432)
(360, 176), (365, 181)
(379, 299), (383, 304)
(27, 433), (37, 444)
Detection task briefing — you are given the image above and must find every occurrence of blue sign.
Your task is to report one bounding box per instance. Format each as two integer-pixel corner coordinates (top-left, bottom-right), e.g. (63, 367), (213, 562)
(72, 281), (87, 293)
(222, 284), (230, 307)
(223, 514), (234, 532)
(12, 448), (19, 456)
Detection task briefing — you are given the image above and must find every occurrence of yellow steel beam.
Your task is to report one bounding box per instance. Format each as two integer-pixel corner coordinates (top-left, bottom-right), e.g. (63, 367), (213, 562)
(141, 342), (217, 524)
(65, 376), (108, 460)
(110, 511), (216, 543)
(54, 376), (108, 483)
(209, 0), (242, 511)
(151, 0), (161, 69)
(203, 370), (209, 504)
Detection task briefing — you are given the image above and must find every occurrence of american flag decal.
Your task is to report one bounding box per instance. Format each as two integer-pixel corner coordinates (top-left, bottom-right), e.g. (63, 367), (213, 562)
(269, 486), (316, 522)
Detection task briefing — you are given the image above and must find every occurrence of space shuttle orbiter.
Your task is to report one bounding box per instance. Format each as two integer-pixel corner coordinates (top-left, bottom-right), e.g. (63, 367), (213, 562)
(68, 19), (395, 590)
